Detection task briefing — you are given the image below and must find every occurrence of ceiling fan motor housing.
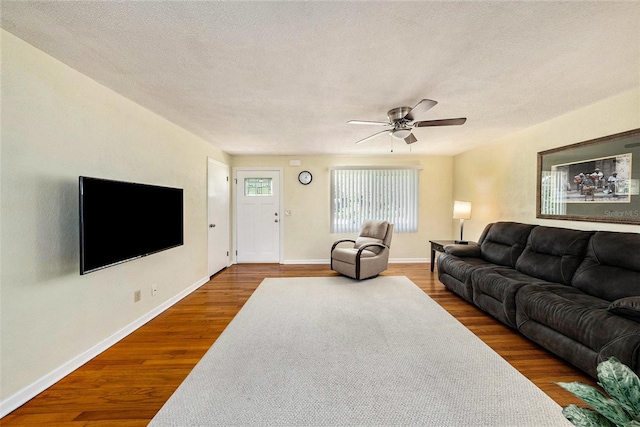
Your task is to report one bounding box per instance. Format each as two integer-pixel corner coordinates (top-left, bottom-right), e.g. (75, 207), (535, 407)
(388, 107), (413, 139)
(387, 106), (412, 122)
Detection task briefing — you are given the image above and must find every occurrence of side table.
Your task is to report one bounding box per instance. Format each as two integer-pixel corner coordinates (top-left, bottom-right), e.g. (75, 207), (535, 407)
(429, 240), (477, 272)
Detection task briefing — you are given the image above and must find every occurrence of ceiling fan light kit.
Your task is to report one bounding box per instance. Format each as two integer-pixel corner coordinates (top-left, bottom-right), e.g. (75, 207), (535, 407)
(391, 128), (412, 139)
(349, 98), (466, 146)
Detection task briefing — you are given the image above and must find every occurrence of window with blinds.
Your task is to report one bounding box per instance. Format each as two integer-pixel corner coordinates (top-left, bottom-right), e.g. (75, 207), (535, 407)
(331, 167), (420, 233)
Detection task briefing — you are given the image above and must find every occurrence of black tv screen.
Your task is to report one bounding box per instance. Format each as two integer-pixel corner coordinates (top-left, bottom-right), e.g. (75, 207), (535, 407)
(79, 176), (184, 275)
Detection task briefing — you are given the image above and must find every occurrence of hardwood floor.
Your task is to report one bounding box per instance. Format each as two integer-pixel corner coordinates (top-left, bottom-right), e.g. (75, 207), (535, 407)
(2, 263), (596, 426)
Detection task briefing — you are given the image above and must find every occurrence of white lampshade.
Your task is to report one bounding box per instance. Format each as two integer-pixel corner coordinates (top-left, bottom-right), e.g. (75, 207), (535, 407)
(453, 201), (472, 220)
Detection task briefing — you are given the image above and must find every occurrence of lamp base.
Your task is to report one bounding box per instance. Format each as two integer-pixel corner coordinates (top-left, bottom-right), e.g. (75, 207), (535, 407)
(454, 240), (469, 245)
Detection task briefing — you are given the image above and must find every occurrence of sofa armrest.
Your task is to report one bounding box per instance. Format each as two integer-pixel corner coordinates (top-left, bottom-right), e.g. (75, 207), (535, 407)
(609, 297), (640, 321)
(444, 244), (481, 257)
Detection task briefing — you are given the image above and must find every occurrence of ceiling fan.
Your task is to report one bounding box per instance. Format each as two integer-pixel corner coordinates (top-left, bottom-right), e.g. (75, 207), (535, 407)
(348, 99), (466, 145)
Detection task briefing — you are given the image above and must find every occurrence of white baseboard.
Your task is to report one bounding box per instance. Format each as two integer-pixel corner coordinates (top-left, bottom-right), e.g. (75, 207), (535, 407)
(0, 276), (209, 418)
(282, 259), (330, 265)
(282, 258), (429, 265)
(389, 258), (429, 263)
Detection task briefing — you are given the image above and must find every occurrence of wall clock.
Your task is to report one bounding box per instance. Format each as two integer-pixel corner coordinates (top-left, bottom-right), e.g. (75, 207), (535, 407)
(298, 170), (312, 185)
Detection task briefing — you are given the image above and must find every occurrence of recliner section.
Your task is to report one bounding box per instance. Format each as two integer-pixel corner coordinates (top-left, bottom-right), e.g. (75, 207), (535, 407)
(437, 222), (535, 303)
(331, 220), (394, 280)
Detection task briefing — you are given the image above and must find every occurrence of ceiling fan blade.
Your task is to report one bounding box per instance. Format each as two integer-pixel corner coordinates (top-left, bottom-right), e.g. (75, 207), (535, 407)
(355, 129), (390, 145)
(347, 120), (391, 126)
(404, 133), (418, 145)
(413, 118), (467, 127)
(404, 99), (438, 121)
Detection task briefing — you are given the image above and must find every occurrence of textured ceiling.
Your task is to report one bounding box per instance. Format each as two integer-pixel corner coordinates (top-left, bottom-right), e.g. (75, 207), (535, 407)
(1, 1), (639, 156)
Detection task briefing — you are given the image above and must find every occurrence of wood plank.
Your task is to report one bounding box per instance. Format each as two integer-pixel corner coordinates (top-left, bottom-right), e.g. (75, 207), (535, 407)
(1, 264), (597, 425)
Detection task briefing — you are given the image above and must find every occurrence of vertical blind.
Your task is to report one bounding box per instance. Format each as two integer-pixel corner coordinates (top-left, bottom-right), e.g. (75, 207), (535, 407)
(540, 171), (567, 215)
(331, 167), (419, 233)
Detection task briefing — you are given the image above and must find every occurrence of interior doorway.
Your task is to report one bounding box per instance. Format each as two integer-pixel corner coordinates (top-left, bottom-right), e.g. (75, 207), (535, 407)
(207, 158), (230, 276)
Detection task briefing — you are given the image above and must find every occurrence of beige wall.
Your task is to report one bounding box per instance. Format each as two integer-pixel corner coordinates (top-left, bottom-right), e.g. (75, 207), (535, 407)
(0, 30), (230, 405)
(3, 25), (639, 416)
(453, 88), (640, 241)
(232, 155), (453, 262)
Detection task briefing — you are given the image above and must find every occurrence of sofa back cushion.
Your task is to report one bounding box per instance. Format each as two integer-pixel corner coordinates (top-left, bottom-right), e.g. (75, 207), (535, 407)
(479, 222), (536, 268)
(515, 226), (594, 284)
(572, 231), (640, 301)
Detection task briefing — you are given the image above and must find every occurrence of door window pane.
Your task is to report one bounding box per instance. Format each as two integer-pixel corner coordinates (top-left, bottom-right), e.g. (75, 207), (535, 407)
(244, 178), (273, 196)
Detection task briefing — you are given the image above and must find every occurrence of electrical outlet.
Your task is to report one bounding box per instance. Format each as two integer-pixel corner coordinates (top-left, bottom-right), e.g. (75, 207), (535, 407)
(152, 285), (158, 297)
(134, 290), (141, 303)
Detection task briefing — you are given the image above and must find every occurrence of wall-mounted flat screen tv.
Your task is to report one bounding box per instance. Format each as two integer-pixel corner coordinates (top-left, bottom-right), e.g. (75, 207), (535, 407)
(79, 176), (184, 275)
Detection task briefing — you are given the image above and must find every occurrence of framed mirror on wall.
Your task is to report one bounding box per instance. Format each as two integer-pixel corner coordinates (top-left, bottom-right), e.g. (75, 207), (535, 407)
(537, 128), (640, 225)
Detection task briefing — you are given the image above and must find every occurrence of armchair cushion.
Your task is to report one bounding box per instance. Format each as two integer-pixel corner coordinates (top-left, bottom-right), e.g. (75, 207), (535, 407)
(332, 247), (378, 264)
(360, 221), (390, 240)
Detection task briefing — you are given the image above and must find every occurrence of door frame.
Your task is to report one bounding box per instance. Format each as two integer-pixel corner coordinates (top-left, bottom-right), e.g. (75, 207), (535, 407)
(232, 167), (284, 264)
(207, 157), (230, 276)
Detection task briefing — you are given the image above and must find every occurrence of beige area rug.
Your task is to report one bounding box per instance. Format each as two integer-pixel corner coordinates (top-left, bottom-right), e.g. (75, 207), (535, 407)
(150, 276), (570, 426)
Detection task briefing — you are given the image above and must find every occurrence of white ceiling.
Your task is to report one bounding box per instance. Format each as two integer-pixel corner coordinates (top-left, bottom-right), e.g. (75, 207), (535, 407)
(1, 1), (639, 156)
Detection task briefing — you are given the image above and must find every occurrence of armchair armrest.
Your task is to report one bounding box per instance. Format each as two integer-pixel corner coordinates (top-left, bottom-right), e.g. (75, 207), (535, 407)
(331, 239), (356, 252)
(444, 244), (481, 257)
(356, 242), (388, 257)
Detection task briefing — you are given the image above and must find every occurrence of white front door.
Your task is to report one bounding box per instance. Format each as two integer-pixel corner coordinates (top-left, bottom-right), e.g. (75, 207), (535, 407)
(208, 158), (230, 276)
(235, 169), (281, 263)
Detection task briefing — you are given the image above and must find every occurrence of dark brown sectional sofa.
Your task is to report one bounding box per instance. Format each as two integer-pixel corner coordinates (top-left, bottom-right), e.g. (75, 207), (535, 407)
(437, 221), (640, 378)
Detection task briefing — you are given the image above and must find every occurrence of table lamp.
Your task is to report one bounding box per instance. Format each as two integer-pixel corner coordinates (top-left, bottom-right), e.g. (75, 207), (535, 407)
(453, 201), (472, 244)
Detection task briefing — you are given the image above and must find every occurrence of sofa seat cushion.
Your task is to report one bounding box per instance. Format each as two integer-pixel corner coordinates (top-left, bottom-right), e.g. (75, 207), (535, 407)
(437, 253), (500, 302)
(515, 226), (593, 285)
(516, 284), (640, 352)
(472, 268), (555, 328)
(438, 254), (499, 286)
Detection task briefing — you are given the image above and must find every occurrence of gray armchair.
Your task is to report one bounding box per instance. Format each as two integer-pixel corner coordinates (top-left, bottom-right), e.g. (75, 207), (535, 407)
(331, 220), (394, 280)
